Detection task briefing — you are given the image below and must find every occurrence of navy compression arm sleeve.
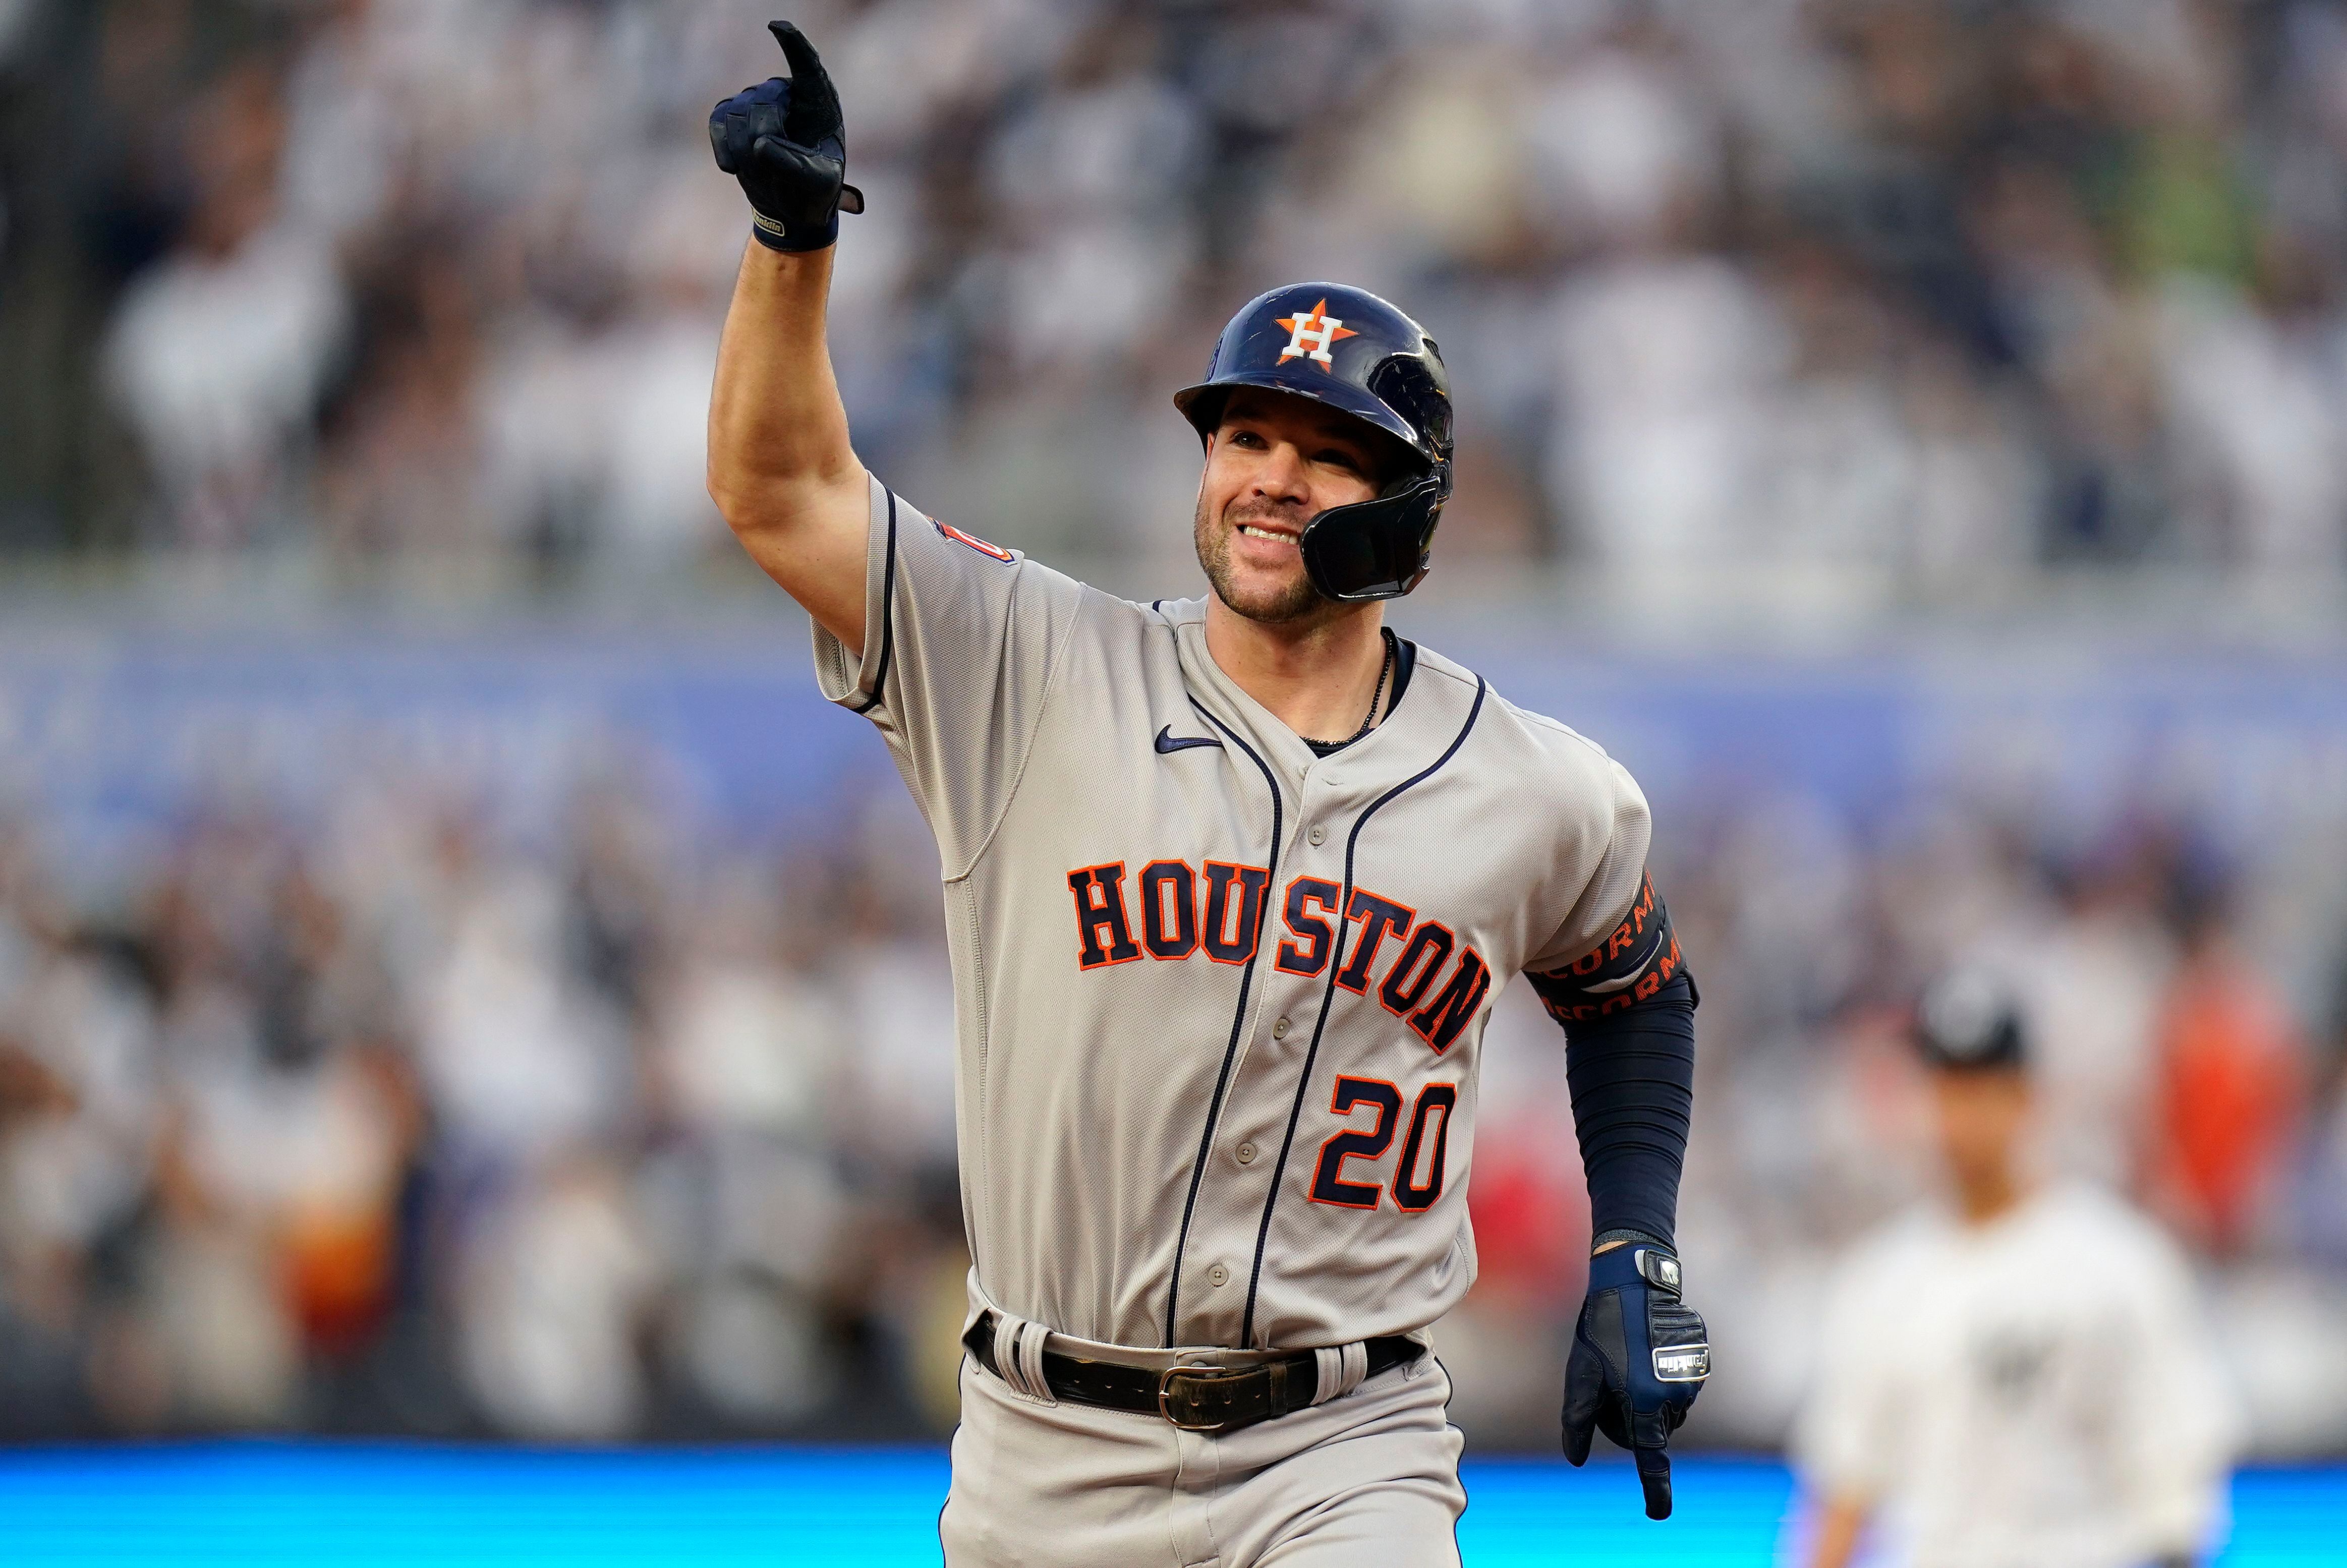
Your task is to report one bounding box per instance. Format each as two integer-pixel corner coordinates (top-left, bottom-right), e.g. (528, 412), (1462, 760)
(1525, 873), (1698, 1248)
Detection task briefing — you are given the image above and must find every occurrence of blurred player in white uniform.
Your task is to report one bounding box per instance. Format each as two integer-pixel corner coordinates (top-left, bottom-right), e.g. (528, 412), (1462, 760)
(1794, 971), (2239, 1568)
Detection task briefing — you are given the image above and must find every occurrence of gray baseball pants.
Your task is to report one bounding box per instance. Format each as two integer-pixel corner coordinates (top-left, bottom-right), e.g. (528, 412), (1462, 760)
(940, 1350), (1466, 1566)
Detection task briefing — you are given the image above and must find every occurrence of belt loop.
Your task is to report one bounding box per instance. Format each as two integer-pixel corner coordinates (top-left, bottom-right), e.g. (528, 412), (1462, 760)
(1015, 1319), (1054, 1404)
(991, 1312), (1056, 1404)
(1311, 1341), (1369, 1406)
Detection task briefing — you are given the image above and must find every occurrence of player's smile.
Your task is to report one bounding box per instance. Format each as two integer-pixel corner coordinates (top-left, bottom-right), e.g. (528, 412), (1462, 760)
(1229, 514), (1304, 564)
(1214, 505), (1311, 617)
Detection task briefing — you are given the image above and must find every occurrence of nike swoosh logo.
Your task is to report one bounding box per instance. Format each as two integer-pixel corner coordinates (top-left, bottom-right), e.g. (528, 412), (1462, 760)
(1155, 725), (1223, 754)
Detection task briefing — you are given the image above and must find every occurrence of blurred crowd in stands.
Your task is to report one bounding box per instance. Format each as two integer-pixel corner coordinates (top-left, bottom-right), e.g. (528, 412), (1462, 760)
(1, 0), (2345, 585)
(4, 0), (2347, 1456)
(0, 766), (982, 1440)
(4, 755), (2344, 1447)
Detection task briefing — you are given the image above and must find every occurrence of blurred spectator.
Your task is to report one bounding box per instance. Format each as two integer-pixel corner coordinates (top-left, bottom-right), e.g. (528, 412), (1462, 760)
(101, 59), (347, 549)
(2149, 895), (2308, 1255)
(458, 1149), (654, 1440)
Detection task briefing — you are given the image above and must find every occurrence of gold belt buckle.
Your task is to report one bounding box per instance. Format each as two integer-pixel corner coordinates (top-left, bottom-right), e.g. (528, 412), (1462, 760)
(1157, 1362), (1246, 1432)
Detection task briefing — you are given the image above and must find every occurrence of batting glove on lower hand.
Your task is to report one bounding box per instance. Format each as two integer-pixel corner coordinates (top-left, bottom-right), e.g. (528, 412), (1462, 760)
(708, 20), (864, 252)
(1562, 1241), (1710, 1520)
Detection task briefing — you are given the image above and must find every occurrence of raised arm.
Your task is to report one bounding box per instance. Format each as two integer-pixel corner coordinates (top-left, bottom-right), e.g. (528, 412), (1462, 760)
(708, 244), (867, 646)
(705, 22), (870, 648)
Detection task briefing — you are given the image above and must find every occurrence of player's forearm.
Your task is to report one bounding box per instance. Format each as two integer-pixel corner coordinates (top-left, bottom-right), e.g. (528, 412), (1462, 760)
(706, 241), (861, 533)
(1807, 1495), (1868, 1568)
(1562, 973), (1695, 1246)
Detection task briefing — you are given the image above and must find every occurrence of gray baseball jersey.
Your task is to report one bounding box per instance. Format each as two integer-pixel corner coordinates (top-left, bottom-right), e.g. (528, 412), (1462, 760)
(816, 476), (1652, 1353)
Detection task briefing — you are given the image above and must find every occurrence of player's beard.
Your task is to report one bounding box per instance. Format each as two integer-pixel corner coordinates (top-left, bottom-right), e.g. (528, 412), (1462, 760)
(1194, 492), (1324, 625)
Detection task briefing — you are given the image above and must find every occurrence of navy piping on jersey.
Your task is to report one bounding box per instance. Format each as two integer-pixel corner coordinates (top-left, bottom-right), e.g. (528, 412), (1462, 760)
(849, 489), (900, 714)
(1161, 695), (1285, 1347)
(1238, 674), (1487, 1347)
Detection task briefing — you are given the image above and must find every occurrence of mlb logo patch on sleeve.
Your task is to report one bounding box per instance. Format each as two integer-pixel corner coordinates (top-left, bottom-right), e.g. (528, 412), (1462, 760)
(936, 519), (1014, 562)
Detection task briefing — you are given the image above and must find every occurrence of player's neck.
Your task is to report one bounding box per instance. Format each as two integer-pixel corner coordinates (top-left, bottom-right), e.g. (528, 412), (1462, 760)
(1953, 1167), (2032, 1229)
(1203, 594), (1390, 746)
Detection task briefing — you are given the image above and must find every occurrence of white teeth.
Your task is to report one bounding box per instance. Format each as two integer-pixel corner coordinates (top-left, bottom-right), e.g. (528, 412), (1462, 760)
(1236, 525), (1292, 542)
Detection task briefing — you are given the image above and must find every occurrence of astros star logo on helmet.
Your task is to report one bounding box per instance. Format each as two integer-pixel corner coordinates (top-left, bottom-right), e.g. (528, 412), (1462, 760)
(1276, 300), (1357, 367)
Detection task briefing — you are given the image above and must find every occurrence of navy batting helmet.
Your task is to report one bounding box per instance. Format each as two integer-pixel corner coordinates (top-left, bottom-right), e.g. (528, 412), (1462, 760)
(1175, 282), (1454, 602)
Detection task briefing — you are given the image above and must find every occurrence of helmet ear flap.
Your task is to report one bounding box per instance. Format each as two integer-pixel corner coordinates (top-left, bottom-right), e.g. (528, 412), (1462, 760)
(1297, 470), (1446, 602)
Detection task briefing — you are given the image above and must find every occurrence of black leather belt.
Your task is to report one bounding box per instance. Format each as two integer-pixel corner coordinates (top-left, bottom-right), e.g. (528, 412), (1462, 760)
(963, 1311), (1422, 1434)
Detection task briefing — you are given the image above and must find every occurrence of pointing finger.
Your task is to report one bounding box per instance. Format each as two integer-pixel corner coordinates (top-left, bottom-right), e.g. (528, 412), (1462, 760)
(767, 20), (843, 147)
(768, 19), (825, 81)
(1634, 1445), (1673, 1521)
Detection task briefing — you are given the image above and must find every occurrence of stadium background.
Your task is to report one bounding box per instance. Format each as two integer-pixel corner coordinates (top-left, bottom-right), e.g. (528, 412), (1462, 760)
(3, 0), (2346, 1558)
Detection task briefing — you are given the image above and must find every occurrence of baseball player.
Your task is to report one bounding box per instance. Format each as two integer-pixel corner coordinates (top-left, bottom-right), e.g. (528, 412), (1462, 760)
(705, 23), (1706, 1563)
(1794, 971), (2238, 1568)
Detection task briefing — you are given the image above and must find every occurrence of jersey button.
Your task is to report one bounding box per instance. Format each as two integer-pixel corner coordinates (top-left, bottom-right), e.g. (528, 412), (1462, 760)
(1236, 1141), (1257, 1165)
(1307, 824), (1326, 847)
(1271, 1016), (1291, 1039)
(1207, 1264), (1230, 1288)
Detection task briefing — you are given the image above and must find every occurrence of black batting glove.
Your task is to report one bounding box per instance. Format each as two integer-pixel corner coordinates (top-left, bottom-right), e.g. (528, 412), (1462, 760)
(1562, 1240), (1709, 1520)
(708, 20), (865, 253)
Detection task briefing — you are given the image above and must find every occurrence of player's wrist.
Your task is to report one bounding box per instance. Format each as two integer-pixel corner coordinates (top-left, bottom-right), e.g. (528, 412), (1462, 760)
(750, 208), (836, 253)
(1587, 1239), (1685, 1299)
(1591, 1227), (1670, 1257)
